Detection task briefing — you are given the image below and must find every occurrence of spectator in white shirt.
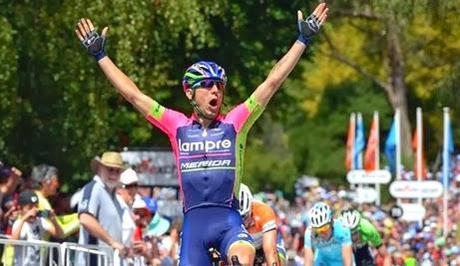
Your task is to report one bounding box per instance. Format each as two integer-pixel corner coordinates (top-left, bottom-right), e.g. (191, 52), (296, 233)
(117, 168), (139, 246)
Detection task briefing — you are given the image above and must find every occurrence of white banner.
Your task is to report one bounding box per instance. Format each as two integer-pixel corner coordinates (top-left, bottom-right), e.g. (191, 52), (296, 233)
(389, 180), (443, 198)
(400, 203), (426, 222)
(351, 187), (378, 203)
(347, 170), (391, 184)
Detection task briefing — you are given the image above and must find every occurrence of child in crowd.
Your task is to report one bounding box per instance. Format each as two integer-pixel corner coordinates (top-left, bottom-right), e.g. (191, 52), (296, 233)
(11, 190), (64, 265)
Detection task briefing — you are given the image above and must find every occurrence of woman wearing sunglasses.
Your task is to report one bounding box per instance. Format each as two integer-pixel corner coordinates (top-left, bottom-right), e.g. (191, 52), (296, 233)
(304, 202), (353, 266)
(75, 3), (329, 265)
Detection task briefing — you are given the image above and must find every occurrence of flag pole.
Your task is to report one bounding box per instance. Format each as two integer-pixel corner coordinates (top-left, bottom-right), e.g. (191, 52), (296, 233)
(395, 109), (402, 205)
(443, 107), (450, 237)
(375, 111), (381, 206)
(357, 113), (364, 169)
(357, 113), (364, 193)
(352, 112), (356, 171)
(347, 113), (356, 190)
(396, 109), (401, 180)
(416, 107), (423, 209)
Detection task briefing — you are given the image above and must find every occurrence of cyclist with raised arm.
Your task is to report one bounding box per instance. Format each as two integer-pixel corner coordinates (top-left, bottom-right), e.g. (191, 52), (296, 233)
(304, 202), (353, 266)
(239, 184), (286, 266)
(75, 4), (328, 265)
(340, 209), (391, 266)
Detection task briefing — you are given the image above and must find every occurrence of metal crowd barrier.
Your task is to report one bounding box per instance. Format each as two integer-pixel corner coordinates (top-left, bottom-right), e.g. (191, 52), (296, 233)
(0, 237), (149, 266)
(61, 242), (114, 266)
(0, 238), (63, 266)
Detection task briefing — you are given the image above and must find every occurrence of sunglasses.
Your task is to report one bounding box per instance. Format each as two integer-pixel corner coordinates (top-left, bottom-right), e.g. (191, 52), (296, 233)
(106, 167), (122, 174)
(134, 208), (152, 217)
(314, 223), (331, 234)
(121, 183), (138, 189)
(192, 80), (225, 90)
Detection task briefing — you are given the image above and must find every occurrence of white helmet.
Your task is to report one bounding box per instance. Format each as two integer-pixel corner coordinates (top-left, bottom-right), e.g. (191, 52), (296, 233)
(238, 183), (253, 218)
(308, 202), (332, 227)
(341, 209), (361, 230)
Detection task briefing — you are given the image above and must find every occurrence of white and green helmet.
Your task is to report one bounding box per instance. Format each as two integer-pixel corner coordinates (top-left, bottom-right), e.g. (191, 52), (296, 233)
(341, 209), (361, 230)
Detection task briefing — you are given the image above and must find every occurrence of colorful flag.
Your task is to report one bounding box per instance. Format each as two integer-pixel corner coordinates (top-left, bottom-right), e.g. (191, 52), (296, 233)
(354, 113), (365, 169)
(412, 129), (427, 179)
(443, 110), (454, 182)
(385, 118), (396, 172)
(448, 120), (455, 154)
(364, 113), (379, 171)
(442, 108), (454, 236)
(345, 113), (356, 171)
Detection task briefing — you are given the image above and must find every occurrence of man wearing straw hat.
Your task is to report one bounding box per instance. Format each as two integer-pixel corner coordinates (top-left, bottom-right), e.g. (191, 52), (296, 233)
(76, 151), (127, 265)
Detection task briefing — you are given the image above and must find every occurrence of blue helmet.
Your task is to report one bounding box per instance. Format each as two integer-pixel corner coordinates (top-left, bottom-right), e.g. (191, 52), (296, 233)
(182, 61), (227, 91)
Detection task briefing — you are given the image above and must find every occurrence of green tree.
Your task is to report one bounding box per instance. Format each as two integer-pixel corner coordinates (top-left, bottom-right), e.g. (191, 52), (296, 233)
(0, 16), (19, 162)
(303, 0), (460, 160)
(0, 0), (315, 191)
(244, 115), (298, 195)
(287, 81), (392, 182)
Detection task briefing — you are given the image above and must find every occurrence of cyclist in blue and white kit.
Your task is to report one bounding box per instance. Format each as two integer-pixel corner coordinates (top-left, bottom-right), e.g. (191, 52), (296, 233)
(75, 4), (328, 265)
(304, 202), (353, 266)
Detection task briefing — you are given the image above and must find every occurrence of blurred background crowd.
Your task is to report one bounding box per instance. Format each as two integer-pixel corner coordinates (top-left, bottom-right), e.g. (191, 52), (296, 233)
(1, 153), (460, 265)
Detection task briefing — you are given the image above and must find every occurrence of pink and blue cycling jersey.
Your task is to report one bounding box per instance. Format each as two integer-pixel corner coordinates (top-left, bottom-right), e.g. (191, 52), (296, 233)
(145, 95), (264, 212)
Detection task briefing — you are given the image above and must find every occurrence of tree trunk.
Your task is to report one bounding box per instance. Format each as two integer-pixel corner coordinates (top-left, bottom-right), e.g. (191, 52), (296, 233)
(387, 20), (413, 160)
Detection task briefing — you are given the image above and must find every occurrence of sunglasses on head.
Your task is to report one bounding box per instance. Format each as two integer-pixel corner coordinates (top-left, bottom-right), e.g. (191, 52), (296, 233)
(192, 80), (225, 90)
(314, 223), (331, 234)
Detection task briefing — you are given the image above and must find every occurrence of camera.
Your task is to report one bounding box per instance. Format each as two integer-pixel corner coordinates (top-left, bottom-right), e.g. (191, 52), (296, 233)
(38, 210), (50, 218)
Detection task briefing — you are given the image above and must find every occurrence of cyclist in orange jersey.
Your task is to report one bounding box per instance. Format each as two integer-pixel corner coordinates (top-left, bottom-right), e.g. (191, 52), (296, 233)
(239, 184), (286, 266)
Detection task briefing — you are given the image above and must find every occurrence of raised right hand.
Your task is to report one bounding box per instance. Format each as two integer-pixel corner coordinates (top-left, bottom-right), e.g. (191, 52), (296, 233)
(75, 18), (108, 61)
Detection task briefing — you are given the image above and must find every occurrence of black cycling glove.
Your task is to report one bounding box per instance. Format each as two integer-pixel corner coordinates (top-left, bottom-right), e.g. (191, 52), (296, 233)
(81, 30), (107, 61)
(297, 13), (322, 45)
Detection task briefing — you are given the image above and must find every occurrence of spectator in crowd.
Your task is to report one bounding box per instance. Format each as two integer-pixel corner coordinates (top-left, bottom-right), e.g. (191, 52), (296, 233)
(0, 162), (22, 206)
(146, 209), (170, 238)
(31, 164), (79, 237)
(11, 190), (63, 266)
(76, 151), (126, 265)
(116, 168), (139, 247)
(131, 196), (160, 265)
(0, 195), (18, 235)
(158, 219), (181, 265)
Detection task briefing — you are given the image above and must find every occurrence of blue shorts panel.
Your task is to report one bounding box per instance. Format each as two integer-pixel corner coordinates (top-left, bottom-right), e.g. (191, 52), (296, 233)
(219, 220), (252, 256)
(178, 206), (253, 266)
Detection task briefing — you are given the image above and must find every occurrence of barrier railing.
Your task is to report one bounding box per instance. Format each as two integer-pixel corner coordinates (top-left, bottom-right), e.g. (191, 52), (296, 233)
(0, 238), (63, 266)
(61, 242), (113, 266)
(0, 237), (149, 266)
